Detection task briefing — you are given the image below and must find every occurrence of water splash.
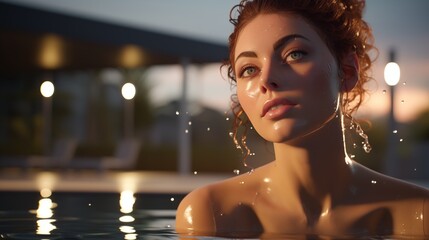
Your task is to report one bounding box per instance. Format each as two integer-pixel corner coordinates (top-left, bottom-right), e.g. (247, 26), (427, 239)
(349, 117), (372, 153)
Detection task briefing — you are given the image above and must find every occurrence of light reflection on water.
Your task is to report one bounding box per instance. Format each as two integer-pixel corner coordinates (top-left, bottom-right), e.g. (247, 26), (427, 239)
(0, 190), (426, 239)
(0, 191), (180, 239)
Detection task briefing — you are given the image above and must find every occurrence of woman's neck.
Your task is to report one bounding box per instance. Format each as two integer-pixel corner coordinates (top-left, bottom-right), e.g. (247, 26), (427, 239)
(271, 117), (353, 203)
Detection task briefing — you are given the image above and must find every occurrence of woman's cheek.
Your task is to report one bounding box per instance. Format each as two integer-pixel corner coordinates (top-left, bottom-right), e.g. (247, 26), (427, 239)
(241, 80), (260, 99)
(237, 83), (259, 123)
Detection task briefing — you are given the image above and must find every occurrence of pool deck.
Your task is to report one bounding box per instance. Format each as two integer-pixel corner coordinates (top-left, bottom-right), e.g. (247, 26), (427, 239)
(0, 168), (428, 194)
(0, 168), (232, 194)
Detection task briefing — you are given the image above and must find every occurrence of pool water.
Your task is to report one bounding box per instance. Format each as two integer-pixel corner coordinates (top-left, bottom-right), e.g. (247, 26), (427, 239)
(0, 191), (426, 239)
(0, 191), (183, 239)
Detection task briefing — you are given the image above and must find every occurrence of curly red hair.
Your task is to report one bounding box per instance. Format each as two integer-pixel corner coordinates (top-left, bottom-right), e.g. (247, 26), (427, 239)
(223, 0), (376, 160)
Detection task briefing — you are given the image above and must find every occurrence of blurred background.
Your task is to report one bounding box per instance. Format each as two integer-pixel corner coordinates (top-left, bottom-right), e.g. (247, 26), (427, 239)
(0, 0), (428, 179)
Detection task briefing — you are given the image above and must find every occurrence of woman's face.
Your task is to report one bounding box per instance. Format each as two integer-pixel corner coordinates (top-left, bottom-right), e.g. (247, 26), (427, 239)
(234, 13), (341, 143)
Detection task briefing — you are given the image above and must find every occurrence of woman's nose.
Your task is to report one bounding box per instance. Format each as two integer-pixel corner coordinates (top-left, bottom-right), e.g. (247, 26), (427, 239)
(259, 62), (281, 94)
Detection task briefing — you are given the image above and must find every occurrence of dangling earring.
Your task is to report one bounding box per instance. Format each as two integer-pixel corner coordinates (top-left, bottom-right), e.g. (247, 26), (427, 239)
(346, 114), (372, 153)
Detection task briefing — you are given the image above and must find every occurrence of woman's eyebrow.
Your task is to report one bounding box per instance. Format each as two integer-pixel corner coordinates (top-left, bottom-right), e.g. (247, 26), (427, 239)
(235, 34), (309, 63)
(235, 51), (258, 63)
(273, 34), (309, 51)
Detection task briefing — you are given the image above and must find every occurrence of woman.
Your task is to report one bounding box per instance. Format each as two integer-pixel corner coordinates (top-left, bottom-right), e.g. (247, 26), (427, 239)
(176, 0), (429, 238)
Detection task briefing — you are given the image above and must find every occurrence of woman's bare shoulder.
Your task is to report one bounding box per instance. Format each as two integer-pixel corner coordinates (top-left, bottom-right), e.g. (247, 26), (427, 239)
(175, 166), (267, 235)
(175, 185), (216, 235)
(353, 162), (429, 197)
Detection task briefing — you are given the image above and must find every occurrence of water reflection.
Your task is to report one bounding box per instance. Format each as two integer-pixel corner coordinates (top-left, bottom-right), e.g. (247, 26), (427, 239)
(34, 188), (57, 235)
(119, 190), (137, 239)
(120, 190), (135, 214)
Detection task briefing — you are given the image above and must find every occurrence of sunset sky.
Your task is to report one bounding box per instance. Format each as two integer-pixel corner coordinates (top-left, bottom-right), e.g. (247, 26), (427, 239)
(3, 0), (429, 122)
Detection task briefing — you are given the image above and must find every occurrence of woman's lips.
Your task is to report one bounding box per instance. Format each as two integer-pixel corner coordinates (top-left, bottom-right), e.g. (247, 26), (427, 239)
(261, 98), (297, 119)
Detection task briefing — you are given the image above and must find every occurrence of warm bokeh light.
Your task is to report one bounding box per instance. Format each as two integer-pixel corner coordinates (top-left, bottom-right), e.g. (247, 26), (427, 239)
(384, 62), (401, 86)
(40, 188), (52, 198)
(121, 83), (136, 100)
(40, 81), (55, 98)
(120, 45), (145, 68)
(39, 34), (63, 69)
(36, 172), (58, 191)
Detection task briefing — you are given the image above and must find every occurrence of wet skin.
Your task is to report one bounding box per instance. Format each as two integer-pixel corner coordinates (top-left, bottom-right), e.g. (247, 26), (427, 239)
(175, 13), (429, 238)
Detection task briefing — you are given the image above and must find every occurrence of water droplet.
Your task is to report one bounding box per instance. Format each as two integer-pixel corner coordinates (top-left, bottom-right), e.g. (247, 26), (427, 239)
(393, 130), (398, 134)
(225, 117), (230, 121)
(400, 138), (403, 142)
(414, 168), (417, 171)
(207, 127), (211, 131)
(401, 100), (405, 103)
(185, 129), (189, 134)
(166, 224), (171, 228)
(239, 181), (245, 185)
(371, 180), (377, 184)
(170, 198), (175, 202)
(250, 152), (256, 156)
(188, 121), (192, 125)
(402, 82), (407, 86)
(382, 90), (387, 94)
(175, 111), (179, 115)
(233, 169), (240, 175)
(193, 171), (198, 175)
(88, 203), (92, 206)
(353, 143), (357, 148)
(250, 126), (254, 130)
(350, 155), (356, 159)
(229, 132), (233, 137)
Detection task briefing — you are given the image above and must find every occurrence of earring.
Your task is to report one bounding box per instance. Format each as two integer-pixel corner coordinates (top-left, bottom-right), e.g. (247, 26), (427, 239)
(347, 114), (372, 153)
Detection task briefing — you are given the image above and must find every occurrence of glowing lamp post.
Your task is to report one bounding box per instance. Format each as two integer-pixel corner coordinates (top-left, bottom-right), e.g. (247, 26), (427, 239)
(383, 50), (400, 176)
(40, 80), (54, 155)
(384, 62), (400, 87)
(121, 83), (136, 139)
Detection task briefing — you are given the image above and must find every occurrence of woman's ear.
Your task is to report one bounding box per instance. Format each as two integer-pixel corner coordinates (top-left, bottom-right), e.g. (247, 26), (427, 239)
(340, 52), (359, 92)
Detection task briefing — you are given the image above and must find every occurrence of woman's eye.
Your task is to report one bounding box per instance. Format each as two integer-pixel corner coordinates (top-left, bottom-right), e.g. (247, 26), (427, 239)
(284, 50), (307, 63)
(240, 66), (258, 78)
